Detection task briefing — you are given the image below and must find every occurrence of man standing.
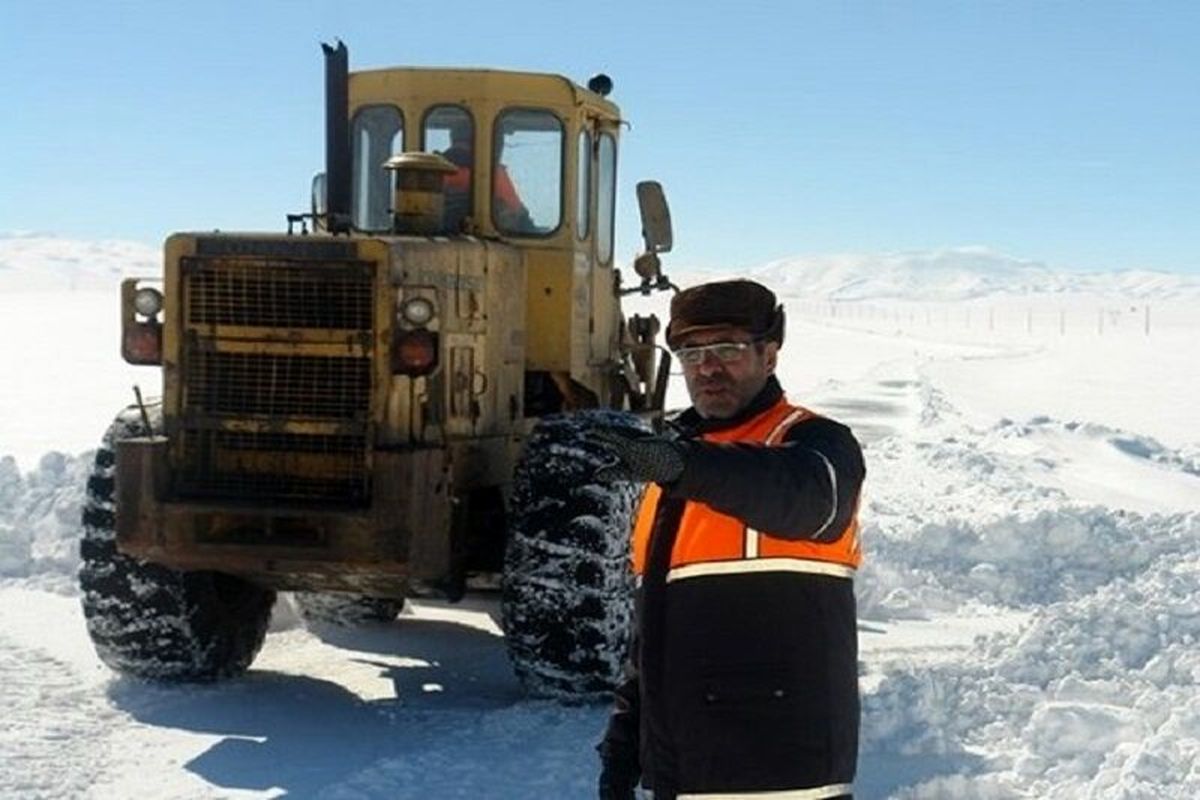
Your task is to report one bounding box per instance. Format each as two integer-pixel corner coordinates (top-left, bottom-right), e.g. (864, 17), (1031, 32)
(591, 279), (865, 800)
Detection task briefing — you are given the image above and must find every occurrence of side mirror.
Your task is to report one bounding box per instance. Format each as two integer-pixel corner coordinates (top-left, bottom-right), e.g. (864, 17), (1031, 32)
(311, 172), (328, 218)
(636, 181), (673, 254)
(622, 181), (676, 297)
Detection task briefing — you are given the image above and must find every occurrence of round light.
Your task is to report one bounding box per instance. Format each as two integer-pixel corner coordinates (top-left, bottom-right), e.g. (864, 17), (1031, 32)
(391, 330), (438, 376)
(401, 297), (435, 326)
(133, 286), (164, 317)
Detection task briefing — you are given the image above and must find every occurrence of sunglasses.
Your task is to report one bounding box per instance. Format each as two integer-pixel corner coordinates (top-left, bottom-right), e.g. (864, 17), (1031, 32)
(673, 340), (759, 366)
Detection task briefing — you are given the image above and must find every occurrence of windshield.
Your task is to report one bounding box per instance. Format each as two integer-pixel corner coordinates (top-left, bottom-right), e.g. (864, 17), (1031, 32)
(493, 109), (563, 236)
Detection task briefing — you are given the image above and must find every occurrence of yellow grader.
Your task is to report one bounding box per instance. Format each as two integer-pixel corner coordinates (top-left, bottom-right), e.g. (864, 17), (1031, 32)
(79, 42), (675, 697)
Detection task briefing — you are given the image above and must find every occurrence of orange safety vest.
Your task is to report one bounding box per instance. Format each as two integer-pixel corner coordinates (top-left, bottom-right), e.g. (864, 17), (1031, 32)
(631, 397), (861, 583)
(444, 166), (524, 211)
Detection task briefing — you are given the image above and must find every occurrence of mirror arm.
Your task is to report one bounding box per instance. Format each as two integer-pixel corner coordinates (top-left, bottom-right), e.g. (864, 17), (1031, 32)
(619, 274), (678, 297)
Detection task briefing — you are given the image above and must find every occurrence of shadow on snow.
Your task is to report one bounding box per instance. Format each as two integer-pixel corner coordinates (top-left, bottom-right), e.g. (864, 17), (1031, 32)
(102, 612), (611, 796)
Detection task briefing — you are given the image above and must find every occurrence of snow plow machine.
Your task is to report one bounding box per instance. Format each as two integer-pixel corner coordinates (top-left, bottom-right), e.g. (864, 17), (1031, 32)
(79, 42), (676, 698)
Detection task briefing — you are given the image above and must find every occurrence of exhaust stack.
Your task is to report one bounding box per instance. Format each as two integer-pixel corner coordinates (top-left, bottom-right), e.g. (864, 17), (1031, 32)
(322, 40), (351, 234)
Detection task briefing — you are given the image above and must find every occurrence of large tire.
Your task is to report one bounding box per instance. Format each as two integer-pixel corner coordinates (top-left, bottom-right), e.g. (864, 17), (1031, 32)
(292, 592), (405, 626)
(79, 405), (276, 681)
(501, 410), (645, 699)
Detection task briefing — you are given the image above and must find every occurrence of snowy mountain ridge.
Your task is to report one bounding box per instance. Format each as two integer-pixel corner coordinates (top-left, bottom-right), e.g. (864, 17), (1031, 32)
(4, 232), (1198, 301)
(0, 232), (158, 292)
(747, 247), (1200, 301)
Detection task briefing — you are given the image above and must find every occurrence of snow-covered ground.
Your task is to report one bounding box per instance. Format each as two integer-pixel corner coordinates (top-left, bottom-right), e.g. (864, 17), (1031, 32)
(1, 235), (1197, 798)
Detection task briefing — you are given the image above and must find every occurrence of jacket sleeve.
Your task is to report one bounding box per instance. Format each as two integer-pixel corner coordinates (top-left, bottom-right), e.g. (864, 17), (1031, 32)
(666, 416), (865, 542)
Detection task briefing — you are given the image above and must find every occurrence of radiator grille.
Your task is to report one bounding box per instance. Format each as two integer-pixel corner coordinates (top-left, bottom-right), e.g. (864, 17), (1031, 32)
(176, 250), (375, 505)
(185, 351), (371, 419)
(183, 257), (373, 329)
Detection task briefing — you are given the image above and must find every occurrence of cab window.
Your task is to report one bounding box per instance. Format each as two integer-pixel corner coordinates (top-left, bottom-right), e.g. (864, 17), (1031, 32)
(352, 105), (404, 231)
(424, 106), (473, 232)
(597, 132), (617, 264)
(493, 109), (563, 236)
(576, 129), (591, 240)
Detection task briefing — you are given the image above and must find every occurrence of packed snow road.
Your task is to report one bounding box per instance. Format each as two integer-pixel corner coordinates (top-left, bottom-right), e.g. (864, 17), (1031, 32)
(2, 287), (1198, 798)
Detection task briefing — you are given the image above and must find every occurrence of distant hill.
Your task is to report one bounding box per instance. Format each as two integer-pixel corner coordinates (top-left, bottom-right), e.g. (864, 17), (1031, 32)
(0, 233), (157, 292)
(3, 234), (1196, 301)
(745, 247), (1200, 302)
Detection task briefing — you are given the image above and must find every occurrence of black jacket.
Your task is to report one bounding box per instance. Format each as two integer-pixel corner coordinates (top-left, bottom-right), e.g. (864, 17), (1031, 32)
(599, 376), (865, 798)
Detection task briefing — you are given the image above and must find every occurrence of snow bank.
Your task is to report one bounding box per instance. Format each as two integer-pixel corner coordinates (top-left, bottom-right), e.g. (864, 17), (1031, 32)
(860, 508), (1196, 620)
(852, 373), (1200, 798)
(858, 384), (1199, 620)
(0, 451), (91, 593)
(863, 545), (1200, 798)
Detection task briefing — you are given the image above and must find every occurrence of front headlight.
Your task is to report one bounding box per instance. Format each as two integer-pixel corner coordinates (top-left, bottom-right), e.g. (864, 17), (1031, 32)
(133, 287), (164, 317)
(401, 296), (435, 326)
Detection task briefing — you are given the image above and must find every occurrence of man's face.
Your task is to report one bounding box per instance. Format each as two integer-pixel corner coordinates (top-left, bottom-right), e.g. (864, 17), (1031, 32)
(676, 327), (778, 420)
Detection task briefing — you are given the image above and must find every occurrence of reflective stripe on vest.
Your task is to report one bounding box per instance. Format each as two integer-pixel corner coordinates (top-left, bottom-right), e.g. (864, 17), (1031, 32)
(630, 397), (861, 580)
(677, 782), (854, 799)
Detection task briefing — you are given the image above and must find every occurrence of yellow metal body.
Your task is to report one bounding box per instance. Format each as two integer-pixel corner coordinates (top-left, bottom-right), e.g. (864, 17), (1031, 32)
(116, 66), (641, 596)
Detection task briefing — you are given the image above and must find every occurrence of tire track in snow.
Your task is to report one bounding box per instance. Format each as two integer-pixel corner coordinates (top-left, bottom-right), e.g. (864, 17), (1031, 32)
(807, 360), (927, 445)
(0, 629), (117, 799)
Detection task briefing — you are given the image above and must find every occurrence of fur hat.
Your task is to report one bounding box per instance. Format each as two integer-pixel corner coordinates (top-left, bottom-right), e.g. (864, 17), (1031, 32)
(665, 279), (785, 349)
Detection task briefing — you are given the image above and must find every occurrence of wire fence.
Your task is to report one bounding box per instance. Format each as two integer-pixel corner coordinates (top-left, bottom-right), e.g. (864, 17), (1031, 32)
(790, 298), (1171, 341)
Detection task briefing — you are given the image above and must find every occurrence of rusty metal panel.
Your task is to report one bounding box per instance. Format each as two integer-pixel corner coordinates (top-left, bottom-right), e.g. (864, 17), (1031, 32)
(449, 343), (476, 421)
(117, 442), (452, 593)
(375, 449), (451, 580)
(454, 248), (487, 333)
(115, 437), (169, 553)
(479, 240), (526, 436)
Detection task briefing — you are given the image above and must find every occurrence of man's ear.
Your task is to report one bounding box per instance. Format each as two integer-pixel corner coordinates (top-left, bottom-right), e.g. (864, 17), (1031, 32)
(763, 341), (779, 374)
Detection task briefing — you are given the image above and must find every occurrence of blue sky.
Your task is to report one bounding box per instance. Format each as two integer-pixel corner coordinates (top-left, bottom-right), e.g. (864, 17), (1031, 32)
(2, 0), (1198, 273)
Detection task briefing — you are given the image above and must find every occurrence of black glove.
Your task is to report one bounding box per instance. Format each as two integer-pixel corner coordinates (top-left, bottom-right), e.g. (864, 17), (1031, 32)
(587, 427), (686, 485)
(598, 757), (640, 800)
